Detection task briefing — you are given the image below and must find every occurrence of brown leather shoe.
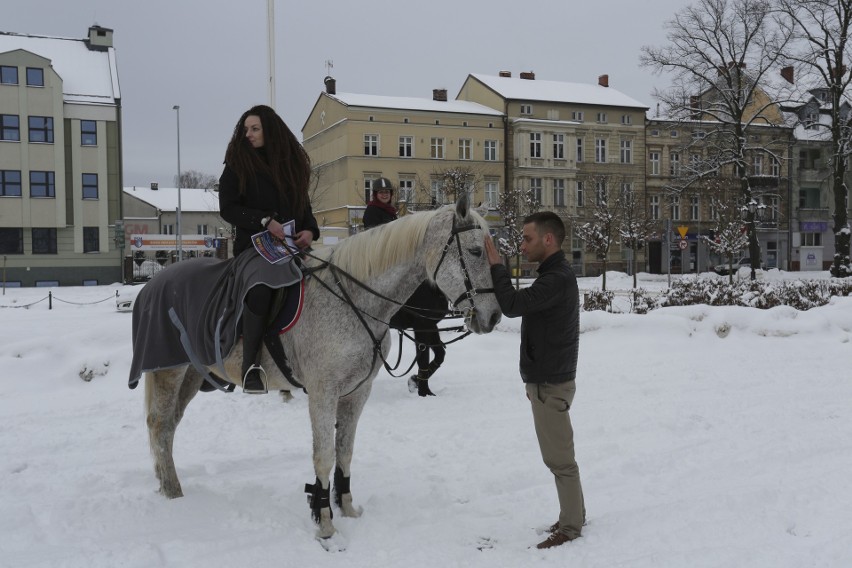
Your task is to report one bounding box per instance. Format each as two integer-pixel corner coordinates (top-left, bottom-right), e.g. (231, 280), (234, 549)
(536, 531), (576, 549)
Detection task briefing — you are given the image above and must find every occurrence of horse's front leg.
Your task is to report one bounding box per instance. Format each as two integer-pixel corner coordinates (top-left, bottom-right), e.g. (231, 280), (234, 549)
(306, 390), (338, 539)
(334, 382), (373, 518)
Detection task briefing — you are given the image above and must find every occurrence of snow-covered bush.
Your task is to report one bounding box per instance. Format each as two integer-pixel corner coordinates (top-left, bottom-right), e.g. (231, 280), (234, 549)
(583, 290), (614, 312)
(656, 278), (852, 311)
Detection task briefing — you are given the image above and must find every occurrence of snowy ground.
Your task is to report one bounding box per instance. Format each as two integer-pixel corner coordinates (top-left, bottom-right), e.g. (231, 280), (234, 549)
(1, 271), (850, 568)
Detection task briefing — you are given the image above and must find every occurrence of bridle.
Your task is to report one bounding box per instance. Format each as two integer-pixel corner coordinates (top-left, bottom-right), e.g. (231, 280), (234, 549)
(432, 216), (495, 324)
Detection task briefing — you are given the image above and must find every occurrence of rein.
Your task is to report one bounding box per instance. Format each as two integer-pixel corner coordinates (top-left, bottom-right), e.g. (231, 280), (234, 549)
(297, 215), (491, 385)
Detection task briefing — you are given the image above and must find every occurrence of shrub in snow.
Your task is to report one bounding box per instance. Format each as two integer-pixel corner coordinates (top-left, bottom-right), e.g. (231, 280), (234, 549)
(656, 278), (852, 311)
(583, 290), (614, 312)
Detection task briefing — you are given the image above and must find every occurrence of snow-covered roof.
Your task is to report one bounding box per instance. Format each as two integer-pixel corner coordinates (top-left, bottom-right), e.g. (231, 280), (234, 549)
(0, 31), (120, 105)
(123, 186), (220, 213)
(466, 73), (649, 110)
(327, 92), (503, 116)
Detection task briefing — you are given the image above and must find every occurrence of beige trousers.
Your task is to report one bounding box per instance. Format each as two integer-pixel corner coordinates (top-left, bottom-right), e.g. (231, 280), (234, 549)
(526, 380), (586, 538)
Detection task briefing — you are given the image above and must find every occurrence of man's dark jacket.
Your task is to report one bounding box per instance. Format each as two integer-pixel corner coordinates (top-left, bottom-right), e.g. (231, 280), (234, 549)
(490, 250), (579, 384)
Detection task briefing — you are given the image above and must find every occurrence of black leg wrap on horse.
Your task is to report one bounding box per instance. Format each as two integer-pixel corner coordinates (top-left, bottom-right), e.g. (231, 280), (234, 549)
(333, 466), (351, 508)
(305, 478), (332, 524)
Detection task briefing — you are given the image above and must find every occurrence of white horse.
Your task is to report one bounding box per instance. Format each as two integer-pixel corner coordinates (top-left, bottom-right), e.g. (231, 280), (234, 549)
(142, 195), (501, 540)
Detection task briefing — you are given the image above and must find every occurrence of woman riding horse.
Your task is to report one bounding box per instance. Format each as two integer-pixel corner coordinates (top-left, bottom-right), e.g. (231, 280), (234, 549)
(363, 177), (450, 396)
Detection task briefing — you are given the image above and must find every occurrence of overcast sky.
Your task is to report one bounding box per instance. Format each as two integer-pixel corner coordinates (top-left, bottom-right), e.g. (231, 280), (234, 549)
(5, 0), (693, 188)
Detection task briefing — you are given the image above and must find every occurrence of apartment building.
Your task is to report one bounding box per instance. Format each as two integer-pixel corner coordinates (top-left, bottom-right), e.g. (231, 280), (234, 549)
(301, 77), (505, 242)
(0, 25), (123, 286)
(456, 72), (649, 276)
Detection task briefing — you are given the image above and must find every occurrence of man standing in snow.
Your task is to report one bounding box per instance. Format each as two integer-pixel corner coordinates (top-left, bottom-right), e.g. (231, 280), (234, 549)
(484, 211), (585, 549)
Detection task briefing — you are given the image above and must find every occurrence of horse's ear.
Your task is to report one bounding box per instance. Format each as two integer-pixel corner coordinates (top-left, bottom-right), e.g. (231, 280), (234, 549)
(455, 192), (470, 218)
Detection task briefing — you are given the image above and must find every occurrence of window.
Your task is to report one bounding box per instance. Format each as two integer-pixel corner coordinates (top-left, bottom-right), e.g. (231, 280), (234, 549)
(571, 111), (584, 122)
(81, 120), (97, 146)
(364, 134), (378, 156)
(458, 138), (471, 160)
(805, 110), (819, 129)
(0, 170), (22, 196)
(398, 179), (414, 203)
(650, 195), (660, 220)
(363, 178), (375, 203)
(596, 112), (607, 123)
(530, 178), (543, 204)
(620, 139), (632, 163)
(650, 151), (661, 175)
(690, 195), (700, 221)
(596, 180), (607, 205)
(484, 181), (499, 208)
(197, 225), (208, 235)
(753, 154), (763, 175)
(576, 137), (584, 162)
(83, 227), (99, 253)
(650, 129), (660, 137)
(0, 228), (23, 254)
(431, 179), (444, 205)
(670, 151), (681, 175)
(26, 67), (44, 87)
(484, 139), (498, 161)
(28, 116), (54, 143)
(553, 134), (565, 159)
(162, 224), (175, 235)
(671, 196), (681, 221)
(520, 104), (533, 115)
(595, 138), (606, 163)
(1, 114), (20, 141)
(576, 181), (584, 207)
(799, 149), (821, 170)
(30, 171), (55, 197)
(32, 228), (57, 254)
(692, 130), (706, 140)
(398, 136), (412, 158)
(801, 232), (822, 246)
(553, 179), (566, 207)
(430, 137), (445, 159)
(771, 157), (781, 177)
(530, 132), (542, 158)
(621, 114), (632, 125)
(670, 130), (679, 137)
(799, 187), (820, 208)
(1, 65), (18, 84)
(82, 173), (98, 199)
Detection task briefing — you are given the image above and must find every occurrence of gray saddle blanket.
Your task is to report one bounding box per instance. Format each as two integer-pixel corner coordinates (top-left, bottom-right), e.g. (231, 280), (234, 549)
(128, 251), (302, 388)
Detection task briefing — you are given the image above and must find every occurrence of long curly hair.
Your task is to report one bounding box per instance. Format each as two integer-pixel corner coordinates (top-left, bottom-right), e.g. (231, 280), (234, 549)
(224, 104), (311, 218)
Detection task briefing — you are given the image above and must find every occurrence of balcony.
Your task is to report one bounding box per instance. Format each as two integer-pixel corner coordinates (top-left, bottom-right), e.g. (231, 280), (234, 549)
(796, 208), (830, 222)
(748, 175), (780, 189)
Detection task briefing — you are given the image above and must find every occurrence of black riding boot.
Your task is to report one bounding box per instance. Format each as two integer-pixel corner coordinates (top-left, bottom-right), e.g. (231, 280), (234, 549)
(241, 306), (268, 394)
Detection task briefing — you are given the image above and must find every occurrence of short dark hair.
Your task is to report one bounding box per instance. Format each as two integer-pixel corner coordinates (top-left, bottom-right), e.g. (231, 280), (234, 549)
(524, 211), (565, 245)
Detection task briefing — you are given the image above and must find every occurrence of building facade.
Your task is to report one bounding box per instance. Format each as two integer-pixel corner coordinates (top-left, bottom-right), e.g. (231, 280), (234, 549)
(301, 77), (505, 240)
(0, 26), (123, 287)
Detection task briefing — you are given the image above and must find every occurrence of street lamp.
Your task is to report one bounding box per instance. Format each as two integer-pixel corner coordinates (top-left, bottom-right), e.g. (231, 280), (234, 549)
(173, 105), (183, 262)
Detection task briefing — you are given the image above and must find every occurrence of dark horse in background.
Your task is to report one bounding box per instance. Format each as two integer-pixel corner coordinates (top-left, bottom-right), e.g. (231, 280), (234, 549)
(389, 282), (451, 396)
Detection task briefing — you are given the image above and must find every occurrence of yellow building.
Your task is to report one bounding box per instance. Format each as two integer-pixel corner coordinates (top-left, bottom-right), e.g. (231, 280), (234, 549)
(0, 25), (123, 286)
(301, 77), (505, 241)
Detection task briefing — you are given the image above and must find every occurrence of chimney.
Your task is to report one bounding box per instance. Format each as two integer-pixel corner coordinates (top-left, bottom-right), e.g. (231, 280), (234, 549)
(598, 74), (609, 88)
(324, 75), (336, 95)
(87, 25), (113, 50)
(780, 66), (794, 84)
(432, 88), (447, 102)
(520, 71), (535, 80)
(150, 182), (158, 191)
(498, 70), (512, 78)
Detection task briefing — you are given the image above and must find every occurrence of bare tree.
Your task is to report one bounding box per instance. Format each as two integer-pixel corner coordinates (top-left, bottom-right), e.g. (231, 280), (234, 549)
(704, 197), (751, 282)
(641, 0), (795, 280)
(776, 0), (852, 277)
(495, 186), (541, 287)
(619, 184), (659, 288)
(175, 170), (217, 189)
(575, 176), (622, 291)
(412, 166), (483, 211)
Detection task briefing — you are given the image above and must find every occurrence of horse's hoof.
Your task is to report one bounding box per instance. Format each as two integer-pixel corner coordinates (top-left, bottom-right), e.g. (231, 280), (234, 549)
(279, 389), (294, 402)
(407, 376), (418, 393)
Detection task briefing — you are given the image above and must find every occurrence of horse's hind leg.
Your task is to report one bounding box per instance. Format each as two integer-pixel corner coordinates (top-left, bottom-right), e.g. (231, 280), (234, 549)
(333, 382), (372, 518)
(145, 366), (201, 498)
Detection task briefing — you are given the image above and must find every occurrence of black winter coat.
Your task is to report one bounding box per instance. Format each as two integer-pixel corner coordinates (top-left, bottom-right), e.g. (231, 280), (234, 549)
(362, 203), (397, 229)
(218, 164), (320, 257)
(490, 250), (579, 384)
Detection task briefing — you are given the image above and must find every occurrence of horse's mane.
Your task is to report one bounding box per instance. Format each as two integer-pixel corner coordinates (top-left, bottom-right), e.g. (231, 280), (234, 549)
(311, 205), (487, 282)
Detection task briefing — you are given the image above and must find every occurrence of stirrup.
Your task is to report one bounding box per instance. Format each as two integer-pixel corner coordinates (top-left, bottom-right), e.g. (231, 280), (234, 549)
(242, 364), (268, 394)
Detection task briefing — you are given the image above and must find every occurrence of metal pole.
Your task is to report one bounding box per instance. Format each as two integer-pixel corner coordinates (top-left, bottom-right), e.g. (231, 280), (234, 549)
(267, 0), (276, 108)
(173, 105), (183, 262)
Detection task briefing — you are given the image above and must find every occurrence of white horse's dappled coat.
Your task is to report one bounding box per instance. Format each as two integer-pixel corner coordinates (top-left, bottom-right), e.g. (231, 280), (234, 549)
(142, 196), (501, 540)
